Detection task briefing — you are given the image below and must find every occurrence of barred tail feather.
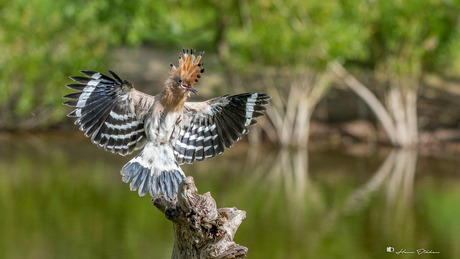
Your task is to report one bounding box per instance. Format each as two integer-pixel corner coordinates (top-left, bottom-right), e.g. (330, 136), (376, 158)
(121, 142), (185, 200)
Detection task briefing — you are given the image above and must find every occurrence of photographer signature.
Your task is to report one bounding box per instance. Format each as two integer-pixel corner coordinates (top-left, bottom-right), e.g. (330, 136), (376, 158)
(386, 247), (440, 255)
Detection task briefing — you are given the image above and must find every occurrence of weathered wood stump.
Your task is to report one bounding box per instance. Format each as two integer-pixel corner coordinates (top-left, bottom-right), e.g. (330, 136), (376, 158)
(153, 176), (248, 259)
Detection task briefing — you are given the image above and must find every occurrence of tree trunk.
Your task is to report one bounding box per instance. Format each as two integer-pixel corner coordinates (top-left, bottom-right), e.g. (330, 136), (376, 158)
(153, 176), (248, 259)
(329, 61), (398, 145)
(330, 61), (419, 147)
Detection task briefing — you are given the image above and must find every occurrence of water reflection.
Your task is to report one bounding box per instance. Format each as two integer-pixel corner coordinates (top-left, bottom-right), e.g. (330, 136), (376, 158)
(246, 148), (312, 221)
(0, 133), (459, 259)
(246, 147), (419, 218)
(242, 146), (457, 258)
(344, 149), (417, 214)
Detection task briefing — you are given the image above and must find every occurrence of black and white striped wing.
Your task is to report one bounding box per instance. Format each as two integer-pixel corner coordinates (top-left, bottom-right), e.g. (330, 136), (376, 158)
(63, 70), (148, 156)
(174, 93), (270, 164)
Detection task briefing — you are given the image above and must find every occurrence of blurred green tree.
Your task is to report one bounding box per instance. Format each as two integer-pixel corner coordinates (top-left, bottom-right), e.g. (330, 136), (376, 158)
(1, 0), (459, 143)
(1, 1), (111, 128)
(0, 0), (218, 129)
(331, 0), (460, 147)
(215, 0), (366, 146)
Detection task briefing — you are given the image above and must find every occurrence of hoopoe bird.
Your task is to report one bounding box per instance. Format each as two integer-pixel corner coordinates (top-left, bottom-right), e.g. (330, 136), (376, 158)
(64, 49), (270, 200)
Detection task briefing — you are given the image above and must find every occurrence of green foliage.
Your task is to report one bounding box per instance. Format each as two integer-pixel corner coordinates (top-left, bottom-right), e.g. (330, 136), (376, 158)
(223, 0), (369, 70)
(364, 0), (460, 86)
(1, 0), (459, 128)
(0, 0), (219, 129)
(0, 0), (111, 128)
(221, 0), (460, 76)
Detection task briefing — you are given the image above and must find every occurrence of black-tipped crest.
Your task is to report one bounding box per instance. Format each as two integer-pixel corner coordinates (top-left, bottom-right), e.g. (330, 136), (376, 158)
(169, 49), (205, 88)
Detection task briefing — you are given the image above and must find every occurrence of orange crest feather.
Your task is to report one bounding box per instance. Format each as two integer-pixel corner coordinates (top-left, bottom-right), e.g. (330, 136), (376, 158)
(170, 49), (204, 87)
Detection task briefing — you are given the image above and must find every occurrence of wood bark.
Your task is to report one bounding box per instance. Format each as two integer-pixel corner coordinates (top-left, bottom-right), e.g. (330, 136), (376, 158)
(153, 176), (248, 259)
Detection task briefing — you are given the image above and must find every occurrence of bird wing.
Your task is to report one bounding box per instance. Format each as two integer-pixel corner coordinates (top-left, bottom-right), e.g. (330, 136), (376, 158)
(63, 70), (153, 156)
(174, 93), (270, 164)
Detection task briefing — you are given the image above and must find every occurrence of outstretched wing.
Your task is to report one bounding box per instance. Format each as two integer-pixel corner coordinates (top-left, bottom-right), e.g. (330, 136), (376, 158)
(174, 93), (270, 164)
(63, 70), (153, 156)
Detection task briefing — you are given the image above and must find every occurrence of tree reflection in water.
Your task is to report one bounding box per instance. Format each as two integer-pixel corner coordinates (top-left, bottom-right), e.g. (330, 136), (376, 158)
(244, 146), (420, 249)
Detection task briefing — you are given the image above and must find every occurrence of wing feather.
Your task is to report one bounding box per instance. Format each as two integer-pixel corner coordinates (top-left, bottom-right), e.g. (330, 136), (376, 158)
(174, 93), (270, 164)
(64, 70), (153, 156)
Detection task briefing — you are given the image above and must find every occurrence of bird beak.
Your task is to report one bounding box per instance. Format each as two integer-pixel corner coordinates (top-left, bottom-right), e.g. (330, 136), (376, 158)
(187, 85), (198, 95)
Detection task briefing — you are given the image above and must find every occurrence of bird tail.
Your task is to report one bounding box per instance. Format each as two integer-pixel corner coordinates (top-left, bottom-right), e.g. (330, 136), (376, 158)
(121, 142), (185, 200)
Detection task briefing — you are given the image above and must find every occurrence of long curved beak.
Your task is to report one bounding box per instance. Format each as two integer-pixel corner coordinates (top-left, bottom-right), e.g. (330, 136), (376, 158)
(187, 85), (198, 95)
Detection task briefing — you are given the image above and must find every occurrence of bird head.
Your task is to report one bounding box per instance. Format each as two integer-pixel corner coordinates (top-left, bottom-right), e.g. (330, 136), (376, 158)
(169, 49), (204, 95)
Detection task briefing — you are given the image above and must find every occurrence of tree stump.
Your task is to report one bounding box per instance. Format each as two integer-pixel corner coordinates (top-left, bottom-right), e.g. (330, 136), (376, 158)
(153, 176), (248, 259)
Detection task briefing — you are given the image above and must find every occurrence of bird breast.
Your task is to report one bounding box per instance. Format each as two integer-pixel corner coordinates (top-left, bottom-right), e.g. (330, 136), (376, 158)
(145, 109), (182, 145)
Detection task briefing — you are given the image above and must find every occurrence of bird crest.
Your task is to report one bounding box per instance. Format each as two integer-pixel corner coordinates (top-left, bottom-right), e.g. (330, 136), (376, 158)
(170, 49), (205, 87)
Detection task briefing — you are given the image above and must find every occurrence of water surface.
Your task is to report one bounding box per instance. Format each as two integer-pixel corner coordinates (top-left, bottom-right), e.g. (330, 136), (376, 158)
(0, 132), (459, 258)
